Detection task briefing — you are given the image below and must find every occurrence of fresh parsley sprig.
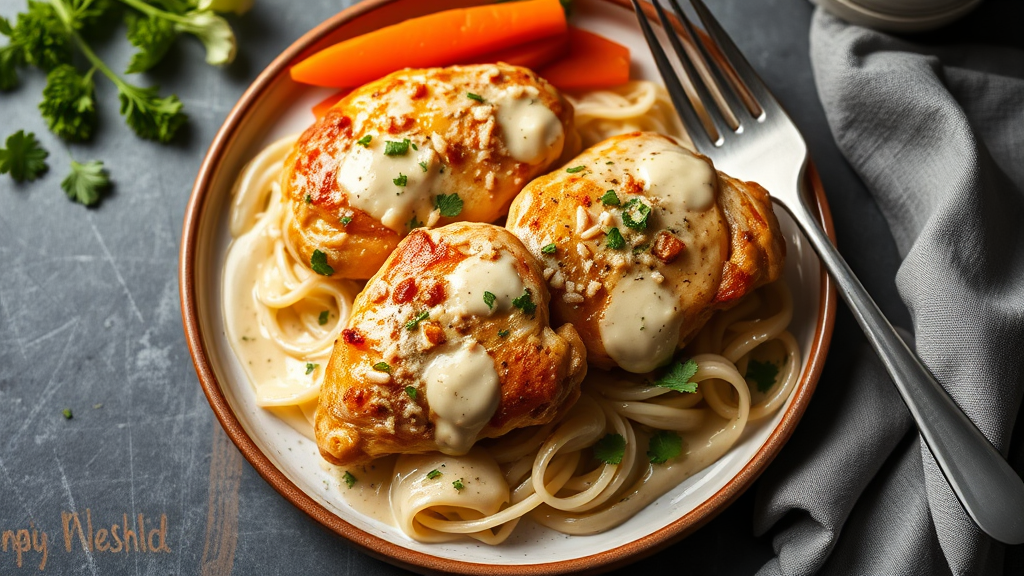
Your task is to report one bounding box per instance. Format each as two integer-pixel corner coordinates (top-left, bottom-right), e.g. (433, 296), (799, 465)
(653, 358), (699, 393)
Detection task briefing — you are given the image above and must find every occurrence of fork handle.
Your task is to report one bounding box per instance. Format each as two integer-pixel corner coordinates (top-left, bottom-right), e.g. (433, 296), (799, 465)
(774, 194), (1024, 545)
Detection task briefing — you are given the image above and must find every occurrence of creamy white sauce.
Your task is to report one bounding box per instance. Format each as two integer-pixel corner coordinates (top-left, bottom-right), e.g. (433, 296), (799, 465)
(600, 275), (683, 373)
(496, 96), (564, 165)
(338, 138), (439, 232)
(446, 253), (526, 317)
(424, 342), (501, 455)
(638, 149), (716, 212)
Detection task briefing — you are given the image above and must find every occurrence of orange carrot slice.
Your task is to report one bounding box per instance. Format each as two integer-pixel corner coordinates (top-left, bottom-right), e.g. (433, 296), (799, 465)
(463, 32), (568, 69)
(291, 0), (568, 88)
(538, 27), (631, 90)
(312, 89), (351, 119)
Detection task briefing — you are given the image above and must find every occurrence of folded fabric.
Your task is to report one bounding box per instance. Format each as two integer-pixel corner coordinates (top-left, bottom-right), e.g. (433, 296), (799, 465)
(752, 9), (1024, 576)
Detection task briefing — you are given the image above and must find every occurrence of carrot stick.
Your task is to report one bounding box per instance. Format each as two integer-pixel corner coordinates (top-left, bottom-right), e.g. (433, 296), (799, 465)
(538, 27), (631, 90)
(291, 0), (568, 88)
(463, 32), (568, 70)
(312, 90), (351, 119)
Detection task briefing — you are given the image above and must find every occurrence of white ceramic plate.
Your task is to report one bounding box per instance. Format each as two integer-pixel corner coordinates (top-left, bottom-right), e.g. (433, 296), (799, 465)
(180, 1), (836, 573)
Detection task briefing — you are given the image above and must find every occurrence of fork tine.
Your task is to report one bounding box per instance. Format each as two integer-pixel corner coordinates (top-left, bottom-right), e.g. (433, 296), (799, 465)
(629, 0), (720, 152)
(655, 0), (739, 131)
(687, 0), (778, 118)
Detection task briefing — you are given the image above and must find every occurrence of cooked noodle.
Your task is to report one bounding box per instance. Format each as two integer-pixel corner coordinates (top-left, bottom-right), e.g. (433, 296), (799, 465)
(224, 80), (800, 542)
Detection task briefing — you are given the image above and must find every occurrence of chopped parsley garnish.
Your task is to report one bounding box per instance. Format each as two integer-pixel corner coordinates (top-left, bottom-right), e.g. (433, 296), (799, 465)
(466, 92), (485, 102)
(632, 243), (651, 255)
(405, 386), (418, 400)
(304, 194), (312, 204)
(62, 408), (73, 420)
(384, 138), (411, 156)
(318, 310), (329, 325)
(606, 160), (614, 165)
(61, 160), (110, 206)
(408, 215), (423, 229)
(356, 134), (372, 147)
(305, 363), (318, 375)
(405, 310), (429, 331)
(593, 433), (626, 465)
(647, 430), (683, 464)
(0, 130), (48, 182)
(452, 478), (465, 491)
(566, 165), (586, 174)
(342, 471), (357, 488)
(600, 189), (620, 206)
(498, 329), (510, 338)
(418, 161), (429, 172)
(541, 243), (557, 254)
(427, 469), (442, 480)
(622, 198), (652, 230)
(483, 291), (496, 309)
(435, 193), (463, 217)
(373, 362), (392, 373)
(605, 227), (625, 250)
(393, 173), (407, 186)
(310, 249), (334, 276)
(512, 290), (537, 316)
(747, 360), (780, 393)
(653, 359), (699, 393)
(340, 216), (352, 225)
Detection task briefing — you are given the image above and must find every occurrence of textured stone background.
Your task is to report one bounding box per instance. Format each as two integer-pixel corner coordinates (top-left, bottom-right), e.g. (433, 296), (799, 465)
(0, 0), (922, 574)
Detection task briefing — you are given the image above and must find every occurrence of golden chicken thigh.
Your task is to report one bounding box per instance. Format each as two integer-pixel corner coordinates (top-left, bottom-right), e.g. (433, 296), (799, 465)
(282, 64), (578, 279)
(506, 132), (785, 373)
(316, 222), (587, 466)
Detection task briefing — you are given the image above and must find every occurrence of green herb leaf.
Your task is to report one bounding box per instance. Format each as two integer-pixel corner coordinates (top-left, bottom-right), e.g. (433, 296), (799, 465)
(62, 408), (73, 419)
(356, 134), (372, 147)
(405, 386), (417, 400)
(384, 138), (411, 156)
(653, 358), (699, 393)
(408, 215), (423, 230)
(566, 165), (586, 174)
(318, 310), (329, 325)
(340, 216), (352, 225)
(605, 227), (625, 250)
(61, 159), (110, 206)
(452, 478), (464, 491)
(622, 197), (651, 230)
(39, 64), (96, 141)
(593, 433), (625, 465)
(342, 471), (357, 488)
(647, 430), (682, 464)
(117, 82), (187, 143)
(310, 249), (334, 276)
(426, 469), (441, 480)
(482, 291), (496, 309)
(512, 290), (536, 316)
(372, 361), (391, 373)
(405, 310), (429, 331)
(304, 193), (312, 204)
(541, 243), (556, 254)
(418, 161), (428, 172)
(393, 172), (407, 186)
(497, 329), (510, 338)
(0, 42), (25, 91)
(11, 2), (72, 72)
(746, 359), (780, 393)
(435, 193), (463, 217)
(125, 14), (177, 74)
(175, 10), (237, 66)
(0, 130), (48, 182)
(197, 0), (254, 16)
(600, 189), (619, 206)
(466, 92), (484, 102)
(631, 243), (650, 255)
(305, 362), (318, 375)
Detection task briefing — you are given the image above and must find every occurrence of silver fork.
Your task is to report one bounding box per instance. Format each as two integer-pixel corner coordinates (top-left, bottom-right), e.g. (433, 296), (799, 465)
(630, 0), (1024, 545)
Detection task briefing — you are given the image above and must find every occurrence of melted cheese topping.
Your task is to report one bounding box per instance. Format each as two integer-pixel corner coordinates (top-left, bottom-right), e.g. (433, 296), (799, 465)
(495, 96), (565, 165)
(446, 253), (526, 317)
(599, 275), (683, 373)
(338, 138), (439, 232)
(638, 149), (716, 212)
(424, 342), (501, 455)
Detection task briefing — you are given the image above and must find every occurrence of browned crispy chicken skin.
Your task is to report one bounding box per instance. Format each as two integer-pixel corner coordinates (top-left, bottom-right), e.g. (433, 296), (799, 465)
(282, 64), (579, 280)
(316, 222), (588, 466)
(507, 132), (785, 373)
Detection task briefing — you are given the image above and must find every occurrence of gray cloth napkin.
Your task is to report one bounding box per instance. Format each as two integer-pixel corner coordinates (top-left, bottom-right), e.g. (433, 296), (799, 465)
(751, 9), (1024, 576)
